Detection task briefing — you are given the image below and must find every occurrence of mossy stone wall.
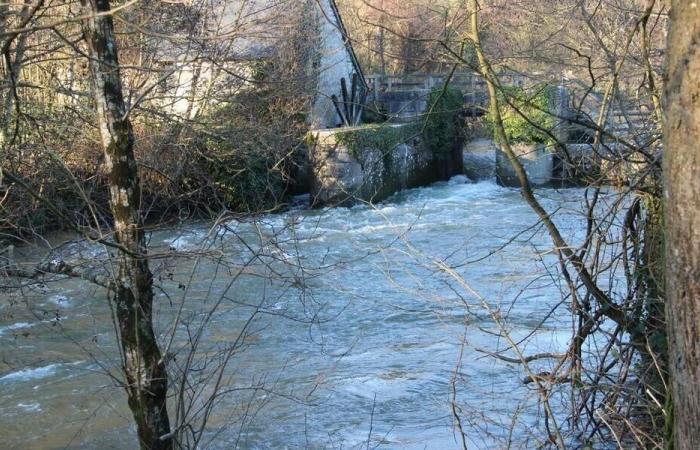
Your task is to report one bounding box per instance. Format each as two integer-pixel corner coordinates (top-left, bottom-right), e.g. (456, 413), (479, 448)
(308, 123), (460, 206)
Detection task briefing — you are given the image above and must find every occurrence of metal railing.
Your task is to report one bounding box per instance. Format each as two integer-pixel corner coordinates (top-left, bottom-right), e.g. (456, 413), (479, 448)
(365, 72), (526, 93)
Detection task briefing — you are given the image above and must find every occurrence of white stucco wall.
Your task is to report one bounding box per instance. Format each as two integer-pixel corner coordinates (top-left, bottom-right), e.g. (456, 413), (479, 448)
(163, 61), (252, 120)
(309, 0), (362, 129)
(155, 0), (361, 128)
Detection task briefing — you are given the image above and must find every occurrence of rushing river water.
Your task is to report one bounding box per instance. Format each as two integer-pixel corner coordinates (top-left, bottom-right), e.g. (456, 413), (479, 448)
(1, 178), (593, 449)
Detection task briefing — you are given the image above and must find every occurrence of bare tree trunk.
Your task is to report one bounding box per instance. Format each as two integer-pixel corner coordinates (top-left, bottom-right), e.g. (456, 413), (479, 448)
(664, 2), (700, 449)
(80, 1), (172, 449)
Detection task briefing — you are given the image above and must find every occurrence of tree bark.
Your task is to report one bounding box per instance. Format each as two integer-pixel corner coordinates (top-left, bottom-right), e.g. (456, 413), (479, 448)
(80, 1), (172, 449)
(664, 2), (700, 449)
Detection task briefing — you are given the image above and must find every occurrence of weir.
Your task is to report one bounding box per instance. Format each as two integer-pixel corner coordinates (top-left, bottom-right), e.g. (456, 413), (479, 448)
(306, 20), (652, 202)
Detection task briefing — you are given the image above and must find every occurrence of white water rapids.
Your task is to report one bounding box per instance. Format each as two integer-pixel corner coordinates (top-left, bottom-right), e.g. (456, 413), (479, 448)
(1, 178), (604, 449)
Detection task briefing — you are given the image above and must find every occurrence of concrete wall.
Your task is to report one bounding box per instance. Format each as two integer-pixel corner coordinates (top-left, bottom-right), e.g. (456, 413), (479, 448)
(152, 0), (360, 128)
(462, 138), (555, 187)
(462, 140), (633, 187)
(495, 143), (554, 187)
(308, 124), (456, 206)
(557, 142), (650, 186)
(463, 138), (497, 181)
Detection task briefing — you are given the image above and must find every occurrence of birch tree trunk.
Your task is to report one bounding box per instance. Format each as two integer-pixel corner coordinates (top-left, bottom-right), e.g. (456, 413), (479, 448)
(80, 1), (172, 448)
(664, 2), (700, 449)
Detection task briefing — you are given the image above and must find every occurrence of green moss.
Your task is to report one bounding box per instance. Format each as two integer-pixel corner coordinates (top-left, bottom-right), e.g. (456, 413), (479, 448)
(324, 87), (464, 165)
(665, 390), (674, 450)
(422, 87), (465, 160)
(331, 125), (417, 180)
(333, 124), (420, 160)
(312, 88), (465, 185)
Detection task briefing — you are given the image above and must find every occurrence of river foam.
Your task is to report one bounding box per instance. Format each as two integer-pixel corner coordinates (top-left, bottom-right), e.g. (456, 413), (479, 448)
(0, 363), (62, 383)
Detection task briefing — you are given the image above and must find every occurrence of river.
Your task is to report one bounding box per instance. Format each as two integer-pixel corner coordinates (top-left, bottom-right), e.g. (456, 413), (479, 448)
(1, 178), (593, 449)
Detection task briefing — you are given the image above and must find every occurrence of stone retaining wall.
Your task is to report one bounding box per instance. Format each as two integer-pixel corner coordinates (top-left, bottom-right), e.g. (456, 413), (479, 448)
(308, 124), (460, 206)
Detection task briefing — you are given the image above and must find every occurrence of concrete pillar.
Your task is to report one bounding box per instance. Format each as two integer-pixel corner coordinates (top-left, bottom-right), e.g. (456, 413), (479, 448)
(463, 139), (498, 181)
(554, 83), (572, 143)
(496, 143), (553, 187)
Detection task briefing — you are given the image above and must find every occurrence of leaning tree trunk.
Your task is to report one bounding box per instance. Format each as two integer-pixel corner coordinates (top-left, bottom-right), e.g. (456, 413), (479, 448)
(80, 1), (172, 449)
(663, 2), (700, 449)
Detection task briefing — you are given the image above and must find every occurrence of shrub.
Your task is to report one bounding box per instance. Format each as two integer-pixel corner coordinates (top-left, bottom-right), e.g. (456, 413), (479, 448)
(194, 92), (307, 212)
(333, 123), (420, 159)
(423, 86), (464, 159)
(487, 84), (556, 145)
